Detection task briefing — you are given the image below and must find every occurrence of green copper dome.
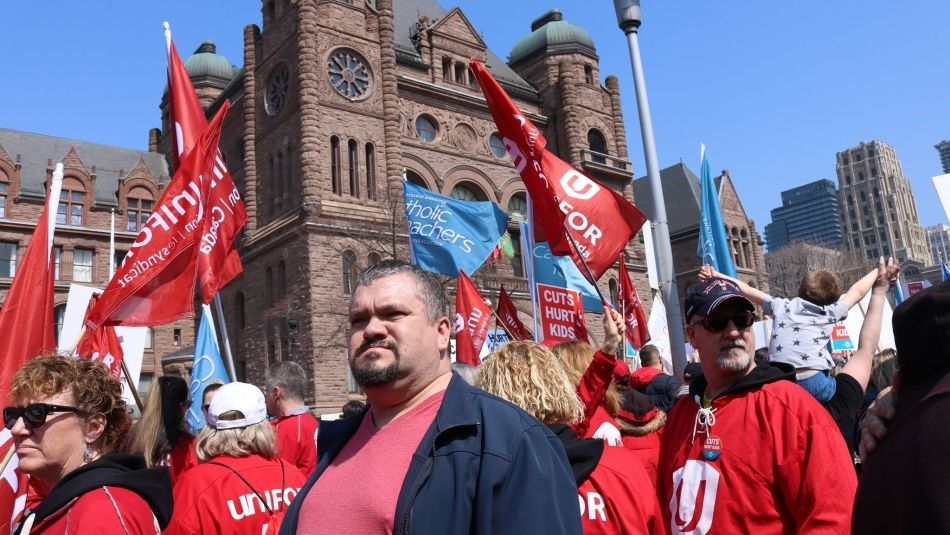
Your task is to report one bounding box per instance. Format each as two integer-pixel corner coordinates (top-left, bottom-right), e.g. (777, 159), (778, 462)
(509, 9), (596, 65)
(184, 40), (238, 81)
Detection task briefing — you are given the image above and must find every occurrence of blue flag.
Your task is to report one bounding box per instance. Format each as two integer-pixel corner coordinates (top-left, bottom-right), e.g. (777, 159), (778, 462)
(404, 181), (508, 276)
(696, 145), (737, 277)
(524, 223), (602, 312)
(894, 277), (906, 306)
(943, 262), (950, 282)
(186, 305), (230, 434)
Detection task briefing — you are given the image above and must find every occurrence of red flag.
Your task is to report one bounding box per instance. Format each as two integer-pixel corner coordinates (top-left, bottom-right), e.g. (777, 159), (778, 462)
(618, 256), (651, 350)
(0, 430), (29, 533)
(495, 286), (530, 341)
(85, 103), (230, 329)
(0, 168), (60, 404)
(455, 271), (492, 366)
(166, 35), (247, 302)
(76, 294), (126, 379)
(470, 59), (646, 280)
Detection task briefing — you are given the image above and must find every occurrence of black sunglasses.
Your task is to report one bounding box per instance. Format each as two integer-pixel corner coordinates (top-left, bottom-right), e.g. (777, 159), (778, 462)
(3, 403), (83, 431)
(692, 311), (756, 332)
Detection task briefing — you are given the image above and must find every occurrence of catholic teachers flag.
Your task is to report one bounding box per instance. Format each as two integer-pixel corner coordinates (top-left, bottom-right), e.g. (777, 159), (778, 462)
(404, 180), (508, 276)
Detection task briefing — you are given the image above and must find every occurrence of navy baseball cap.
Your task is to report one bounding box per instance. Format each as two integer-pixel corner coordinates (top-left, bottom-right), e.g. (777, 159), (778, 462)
(685, 278), (754, 322)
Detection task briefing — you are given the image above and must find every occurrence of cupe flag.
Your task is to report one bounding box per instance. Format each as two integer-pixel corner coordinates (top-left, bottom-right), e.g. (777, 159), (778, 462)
(404, 180), (508, 277)
(529, 234), (602, 312)
(186, 305), (230, 434)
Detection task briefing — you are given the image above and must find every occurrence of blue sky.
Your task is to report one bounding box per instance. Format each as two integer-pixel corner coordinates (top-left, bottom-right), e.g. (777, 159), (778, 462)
(3, 1), (949, 237)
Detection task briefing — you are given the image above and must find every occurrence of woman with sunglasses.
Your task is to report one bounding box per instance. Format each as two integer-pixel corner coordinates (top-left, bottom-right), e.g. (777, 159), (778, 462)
(6, 354), (173, 534)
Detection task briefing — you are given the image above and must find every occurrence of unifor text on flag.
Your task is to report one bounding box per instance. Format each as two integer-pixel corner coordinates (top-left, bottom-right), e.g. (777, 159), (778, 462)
(85, 102), (231, 329)
(470, 59), (646, 281)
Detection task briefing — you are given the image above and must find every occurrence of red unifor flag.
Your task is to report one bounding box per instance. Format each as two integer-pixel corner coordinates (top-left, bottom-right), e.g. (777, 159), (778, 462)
(618, 255), (651, 351)
(469, 59), (646, 281)
(455, 271), (492, 366)
(0, 166), (61, 403)
(75, 294), (125, 379)
(496, 286), (530, 341)
(85, 102), (230, 329)
(0, 429), (30, 533)
(166, 29), (247, 302)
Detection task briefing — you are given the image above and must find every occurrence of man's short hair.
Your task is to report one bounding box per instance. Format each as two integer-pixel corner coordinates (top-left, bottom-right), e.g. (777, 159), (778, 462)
(340, 400), (366, 419)
(266, 361), (309, 402)
(798, 270), (841, 306)
(202, 381), (224, 401)
(355, 259), (447, 322)
(639, 345), (661, 367)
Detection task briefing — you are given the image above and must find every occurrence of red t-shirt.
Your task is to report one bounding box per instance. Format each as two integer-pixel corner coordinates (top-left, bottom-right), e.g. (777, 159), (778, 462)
(297, 391), (445, 535)
(165, 454), (306, 535)
(271, 409), (319, 477)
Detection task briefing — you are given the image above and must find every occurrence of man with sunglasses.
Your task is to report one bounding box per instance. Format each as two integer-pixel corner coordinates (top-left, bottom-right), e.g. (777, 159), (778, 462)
(656, 278), (856, 535)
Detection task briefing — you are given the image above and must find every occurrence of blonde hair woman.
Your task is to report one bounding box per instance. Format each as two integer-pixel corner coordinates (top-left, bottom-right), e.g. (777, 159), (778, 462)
(165, 382), (307, 535)
(479, 341), (662, 535)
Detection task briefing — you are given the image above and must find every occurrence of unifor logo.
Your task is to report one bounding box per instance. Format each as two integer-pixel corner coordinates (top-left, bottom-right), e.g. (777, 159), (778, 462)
(669, 460), (720, 534)
(560, 169), (600, 201)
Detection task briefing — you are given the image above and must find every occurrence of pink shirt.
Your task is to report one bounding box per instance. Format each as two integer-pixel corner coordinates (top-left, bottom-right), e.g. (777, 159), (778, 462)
(297, 391), (445, 535)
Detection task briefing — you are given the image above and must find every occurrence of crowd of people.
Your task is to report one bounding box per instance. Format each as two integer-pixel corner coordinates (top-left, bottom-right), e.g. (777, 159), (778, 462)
(4, 256), (947, 534)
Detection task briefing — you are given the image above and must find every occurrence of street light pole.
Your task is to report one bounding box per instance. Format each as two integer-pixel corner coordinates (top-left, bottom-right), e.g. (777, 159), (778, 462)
(613, 0), (688, 377)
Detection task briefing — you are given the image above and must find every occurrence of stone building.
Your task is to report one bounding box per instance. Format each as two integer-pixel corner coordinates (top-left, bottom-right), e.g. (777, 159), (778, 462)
(152, 0), (653, 413)
(836, 140), (929, 264)
(0, 128), (195, 397)
(632, 163), (769, 313)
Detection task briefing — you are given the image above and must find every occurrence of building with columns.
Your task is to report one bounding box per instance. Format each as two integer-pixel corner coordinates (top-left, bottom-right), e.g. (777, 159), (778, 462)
(151, 0), (653, 413)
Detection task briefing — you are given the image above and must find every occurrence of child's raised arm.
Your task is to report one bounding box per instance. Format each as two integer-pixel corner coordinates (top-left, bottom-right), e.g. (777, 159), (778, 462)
(699, 264), (770, 306)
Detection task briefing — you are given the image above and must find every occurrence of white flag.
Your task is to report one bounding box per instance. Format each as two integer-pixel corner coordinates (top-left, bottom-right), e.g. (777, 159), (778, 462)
(646, 292), (673, 372)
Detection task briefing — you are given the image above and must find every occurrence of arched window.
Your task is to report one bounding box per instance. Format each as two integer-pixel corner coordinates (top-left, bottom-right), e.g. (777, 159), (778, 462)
(0, 174), (8, 218)
(450, 183), (487, 202)
(235, 292), (246, 329)
(365, 143), (376, 200)
(268, 156), (276, 212)
(348, 139), (359, 198)
(406, 169), (428, 189)
(507, 193), (527, 222)
(126, 187), (154, 232)
(276, 150), (284, 205)
(608, 278), (619, 306)
(342, 251), (358, 294)
(58, 177), (85, 227)
(368, 252), (382, 267)
(588, 129), (608, 164)
(144, 328), (154, 350)
(277, 260), (287, 299)
(266, 267), (274, 306)
(489, 133), (507, 158)
(330, 136), (342, 194)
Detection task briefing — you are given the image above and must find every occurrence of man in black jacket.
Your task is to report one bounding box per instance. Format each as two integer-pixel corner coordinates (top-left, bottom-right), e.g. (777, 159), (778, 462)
(280, 260), (580, 535)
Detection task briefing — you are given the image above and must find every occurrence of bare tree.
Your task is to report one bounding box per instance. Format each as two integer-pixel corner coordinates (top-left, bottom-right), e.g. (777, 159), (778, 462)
(765, 241), (867, 299)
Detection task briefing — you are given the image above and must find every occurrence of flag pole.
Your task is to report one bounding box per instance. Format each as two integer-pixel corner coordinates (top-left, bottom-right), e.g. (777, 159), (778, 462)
(109, 210), (115, 278)
(562, 225), (610, 306)
(212, 294), (238, 382)
(489, 304), (516, 341)
(120, 358), (144, 411)
(0, 442), (14, 481)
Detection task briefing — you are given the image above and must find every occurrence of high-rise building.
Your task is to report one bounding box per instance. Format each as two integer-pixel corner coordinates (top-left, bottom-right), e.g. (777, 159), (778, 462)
(764, 179), (841, 252)
(836, 140), (929, 263)
(935, 140), (950, 174)
(927, 223), (950, 265)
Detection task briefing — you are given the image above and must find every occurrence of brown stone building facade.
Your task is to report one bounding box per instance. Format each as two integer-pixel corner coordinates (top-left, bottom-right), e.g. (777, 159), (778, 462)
(633, 164), (769, 314)
(0, 129), (195, 396)
(151, 0), (654, 413)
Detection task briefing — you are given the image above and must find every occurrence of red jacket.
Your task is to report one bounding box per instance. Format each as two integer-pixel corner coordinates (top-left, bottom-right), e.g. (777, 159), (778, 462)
(551, 425), (662, 535)
(166, 454), (306, 535)
(28, 487), (159, 534)
(169, 433), (198, 484)
(628, 367), (663, 390)
(271, 409), (319, 477)
(575, 350), (621, 438)
(657, 362), (856, 534)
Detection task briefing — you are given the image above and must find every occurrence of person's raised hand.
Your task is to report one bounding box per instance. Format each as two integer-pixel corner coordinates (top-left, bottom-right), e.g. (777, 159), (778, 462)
(698, 264), (715, 281)
(858, 386), (897, 463)
(601, 305), (624, 355)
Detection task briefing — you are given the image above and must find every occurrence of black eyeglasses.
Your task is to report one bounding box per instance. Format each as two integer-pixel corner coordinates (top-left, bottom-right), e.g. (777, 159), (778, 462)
(692, 311), (756, 332)
(3, 403), (83, 431)
(202, 404), (211, 413)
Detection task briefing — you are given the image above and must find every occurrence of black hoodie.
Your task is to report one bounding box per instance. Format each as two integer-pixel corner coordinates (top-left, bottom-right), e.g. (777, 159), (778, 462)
(546, 424), (604, 485)
(13, 452), (173, 534)
(687, 359), (796, 400)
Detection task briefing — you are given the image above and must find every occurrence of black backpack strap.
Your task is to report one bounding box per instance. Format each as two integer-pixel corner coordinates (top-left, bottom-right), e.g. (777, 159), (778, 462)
(208, 461), (273, 514)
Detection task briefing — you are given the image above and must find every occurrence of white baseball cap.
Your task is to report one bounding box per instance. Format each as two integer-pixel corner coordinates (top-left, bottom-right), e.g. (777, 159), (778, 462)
(207, 382), (267, 430)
